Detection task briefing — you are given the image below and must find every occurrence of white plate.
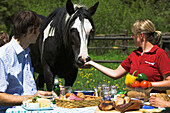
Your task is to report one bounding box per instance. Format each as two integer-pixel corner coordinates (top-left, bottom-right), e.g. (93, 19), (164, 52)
(40, 96), (53, 99)
(150, 93), (158, 96)
(144, 102), (150, 106)
(22, 105), (53, 111)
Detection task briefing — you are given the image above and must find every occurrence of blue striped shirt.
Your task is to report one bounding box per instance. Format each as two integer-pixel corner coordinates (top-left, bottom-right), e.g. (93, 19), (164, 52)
(0, 37), (37, 112)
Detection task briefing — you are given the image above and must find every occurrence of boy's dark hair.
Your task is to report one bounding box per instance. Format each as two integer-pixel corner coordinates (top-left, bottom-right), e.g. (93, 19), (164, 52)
(14, 10), (42, 39)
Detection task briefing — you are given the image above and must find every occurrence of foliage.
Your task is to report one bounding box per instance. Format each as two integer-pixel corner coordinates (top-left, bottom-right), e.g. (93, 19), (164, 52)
(24, 0), (66, 17)
(0, 0), (26, 33)
(1, 0), (170, 34)
(91, 0), (170, 34)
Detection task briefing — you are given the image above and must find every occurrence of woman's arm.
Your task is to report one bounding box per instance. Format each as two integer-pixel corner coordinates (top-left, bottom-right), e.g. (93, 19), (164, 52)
(85, 60), (128, 79)
(151, 73), (170, 90)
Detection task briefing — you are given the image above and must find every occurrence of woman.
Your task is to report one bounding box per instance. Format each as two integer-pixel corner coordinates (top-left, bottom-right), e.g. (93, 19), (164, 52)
(85, 19), (170, 92)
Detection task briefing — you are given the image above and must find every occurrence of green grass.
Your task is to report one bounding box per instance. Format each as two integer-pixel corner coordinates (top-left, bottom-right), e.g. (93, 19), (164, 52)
(57, 49), (132, 91)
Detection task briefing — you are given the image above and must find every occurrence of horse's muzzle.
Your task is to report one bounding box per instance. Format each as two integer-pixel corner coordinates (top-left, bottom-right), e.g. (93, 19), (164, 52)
(78, 56), (91, 65)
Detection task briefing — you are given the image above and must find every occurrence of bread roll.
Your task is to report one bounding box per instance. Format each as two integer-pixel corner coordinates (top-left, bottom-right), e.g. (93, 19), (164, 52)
(77, 92), (85, 99)
(124, 97), (131, 104)
(98, 100), (115, 111)
(127, 91), (145, 99)
(115, 96), (125, 106)
(150, 94), (156, 97)
(65, 93), (72, 98)
(151, 93), (170, 101)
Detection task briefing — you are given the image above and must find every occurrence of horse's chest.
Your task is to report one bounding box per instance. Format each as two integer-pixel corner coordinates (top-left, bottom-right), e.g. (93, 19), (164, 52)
(53, 61), (76, 77)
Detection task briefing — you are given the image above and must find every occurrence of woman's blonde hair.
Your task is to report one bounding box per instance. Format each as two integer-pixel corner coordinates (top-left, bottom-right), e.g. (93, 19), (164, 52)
(131, 19), (162, 45)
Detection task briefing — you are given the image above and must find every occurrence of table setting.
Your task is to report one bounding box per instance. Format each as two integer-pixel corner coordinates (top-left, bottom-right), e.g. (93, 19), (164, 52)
(5, 86), (99, 113)
(5, 73), (170, 113)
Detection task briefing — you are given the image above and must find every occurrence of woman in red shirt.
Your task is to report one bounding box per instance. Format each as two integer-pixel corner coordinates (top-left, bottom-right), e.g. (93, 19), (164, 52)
(85, 19), (170, 92)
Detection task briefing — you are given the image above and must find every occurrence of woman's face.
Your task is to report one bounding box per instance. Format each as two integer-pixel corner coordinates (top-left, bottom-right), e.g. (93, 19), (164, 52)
(132, 32), (141, 47)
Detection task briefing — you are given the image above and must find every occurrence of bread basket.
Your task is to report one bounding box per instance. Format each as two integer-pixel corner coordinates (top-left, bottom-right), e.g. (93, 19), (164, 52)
(55, 95), (102, 108)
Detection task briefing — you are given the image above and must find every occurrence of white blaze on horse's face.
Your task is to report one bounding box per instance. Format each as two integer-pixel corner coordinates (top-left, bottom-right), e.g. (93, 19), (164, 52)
(71, 17), (92, 62)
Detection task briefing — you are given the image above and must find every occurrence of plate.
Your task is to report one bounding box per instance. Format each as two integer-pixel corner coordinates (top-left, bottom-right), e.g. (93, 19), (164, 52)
(150, 93), (158, 96)
(144, 102), (150, 106)
(40, 96), (53, 99)
(131, 98), (144, 103)
(22, 105), (53, 111)
(140, 108), (162, 113)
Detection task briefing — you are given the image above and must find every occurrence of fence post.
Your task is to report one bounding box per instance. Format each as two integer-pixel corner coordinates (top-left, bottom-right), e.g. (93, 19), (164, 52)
(122, 30), (128, 55)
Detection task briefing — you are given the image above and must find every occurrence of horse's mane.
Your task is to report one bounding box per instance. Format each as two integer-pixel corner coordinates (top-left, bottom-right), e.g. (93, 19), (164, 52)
(65, 4), (87, 22)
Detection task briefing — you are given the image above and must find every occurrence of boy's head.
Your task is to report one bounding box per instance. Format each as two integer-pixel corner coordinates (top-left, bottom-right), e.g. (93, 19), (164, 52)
(14, 10), (42, 39)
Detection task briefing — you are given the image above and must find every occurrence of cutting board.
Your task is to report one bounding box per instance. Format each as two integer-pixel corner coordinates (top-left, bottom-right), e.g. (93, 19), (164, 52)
(95, 107), (162, 113)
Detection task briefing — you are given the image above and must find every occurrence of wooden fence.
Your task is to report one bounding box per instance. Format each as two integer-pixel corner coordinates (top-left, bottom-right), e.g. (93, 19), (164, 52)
(89, 30), (170, 63)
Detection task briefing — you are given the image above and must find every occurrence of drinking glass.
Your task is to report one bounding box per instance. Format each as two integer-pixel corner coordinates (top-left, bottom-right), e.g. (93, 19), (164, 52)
(61, 86), (72, 96)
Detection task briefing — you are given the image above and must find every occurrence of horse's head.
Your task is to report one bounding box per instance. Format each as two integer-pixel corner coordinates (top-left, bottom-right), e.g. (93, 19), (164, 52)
(65, 0), (99, 68)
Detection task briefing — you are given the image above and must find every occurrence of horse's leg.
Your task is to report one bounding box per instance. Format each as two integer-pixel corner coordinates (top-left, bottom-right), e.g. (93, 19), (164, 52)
(36, 73), (45, 90)
(65, 68), (78, 87)
(42, 58), (54, 91)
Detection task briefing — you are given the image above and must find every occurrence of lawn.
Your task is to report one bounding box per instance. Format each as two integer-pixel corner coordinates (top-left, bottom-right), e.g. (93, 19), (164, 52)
(58, 48), (133, 92)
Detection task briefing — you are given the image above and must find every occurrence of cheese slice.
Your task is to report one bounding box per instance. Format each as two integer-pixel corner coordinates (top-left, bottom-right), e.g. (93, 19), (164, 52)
(37, 98), (51, 108)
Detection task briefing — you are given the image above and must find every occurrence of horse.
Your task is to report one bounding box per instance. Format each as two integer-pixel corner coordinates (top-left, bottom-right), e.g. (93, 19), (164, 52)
(31, 0), (99, 91)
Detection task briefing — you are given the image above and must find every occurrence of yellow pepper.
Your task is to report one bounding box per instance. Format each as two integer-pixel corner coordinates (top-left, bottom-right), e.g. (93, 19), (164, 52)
(125, 71), (137, 87)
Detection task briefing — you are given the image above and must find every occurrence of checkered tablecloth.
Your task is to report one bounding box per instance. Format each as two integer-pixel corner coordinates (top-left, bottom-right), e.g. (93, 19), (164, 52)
(5, 104), (97, 113)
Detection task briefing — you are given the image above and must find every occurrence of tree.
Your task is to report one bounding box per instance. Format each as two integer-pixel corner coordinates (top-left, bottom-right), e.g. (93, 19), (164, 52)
(0, 0), (25, 33)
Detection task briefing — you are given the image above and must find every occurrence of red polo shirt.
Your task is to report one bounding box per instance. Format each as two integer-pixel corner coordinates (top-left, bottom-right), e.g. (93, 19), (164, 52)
(121, 45), (170, 82)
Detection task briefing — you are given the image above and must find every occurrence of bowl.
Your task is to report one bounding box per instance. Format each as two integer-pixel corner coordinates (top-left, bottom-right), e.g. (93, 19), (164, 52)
(73, 90), (95, 96)
(125, 85), (153, 102)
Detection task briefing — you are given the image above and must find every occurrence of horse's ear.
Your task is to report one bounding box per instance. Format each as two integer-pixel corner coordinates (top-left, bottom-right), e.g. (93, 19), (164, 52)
(66, 0), (75, 16)
(88, 2), (99, 16)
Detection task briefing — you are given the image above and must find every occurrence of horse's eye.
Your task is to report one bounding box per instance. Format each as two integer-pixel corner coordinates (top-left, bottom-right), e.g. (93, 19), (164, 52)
(89, 28), (94, 41)
(70, 28), (77, 33)
(90, 28), (94, 35)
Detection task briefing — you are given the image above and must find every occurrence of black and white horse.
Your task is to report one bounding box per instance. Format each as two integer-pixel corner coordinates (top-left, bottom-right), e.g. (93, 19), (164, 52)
(31, 0), (99, 91)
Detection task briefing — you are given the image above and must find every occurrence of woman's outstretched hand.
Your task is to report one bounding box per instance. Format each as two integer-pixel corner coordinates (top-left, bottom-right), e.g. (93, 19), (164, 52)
(82, 60), (93, 69)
